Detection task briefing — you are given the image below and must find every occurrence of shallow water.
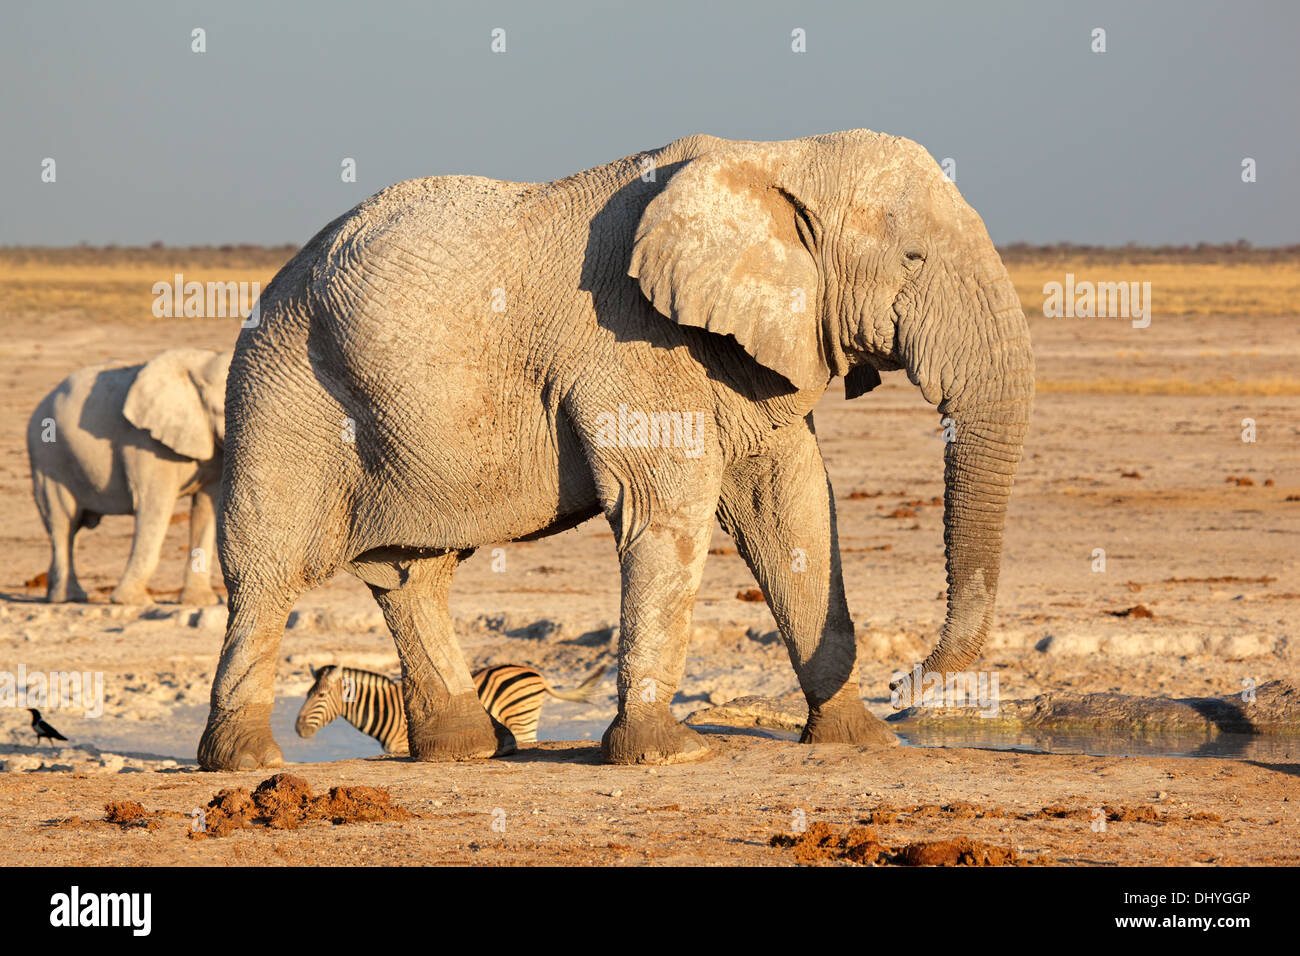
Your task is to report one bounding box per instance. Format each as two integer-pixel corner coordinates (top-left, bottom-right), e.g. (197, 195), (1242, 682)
(83, 700), (1300, 765)
(87, 696), (607, 763)
(87, 699), (382, 763)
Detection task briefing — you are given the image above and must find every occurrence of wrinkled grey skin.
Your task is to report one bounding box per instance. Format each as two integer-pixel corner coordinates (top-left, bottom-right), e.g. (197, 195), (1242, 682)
(27, 349), (232, 605)
(199, 130), (1033, 771)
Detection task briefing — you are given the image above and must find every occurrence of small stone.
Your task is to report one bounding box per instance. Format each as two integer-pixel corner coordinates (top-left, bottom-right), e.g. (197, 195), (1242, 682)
(190, 606), (226, 630)
(98, 754), (126, 774)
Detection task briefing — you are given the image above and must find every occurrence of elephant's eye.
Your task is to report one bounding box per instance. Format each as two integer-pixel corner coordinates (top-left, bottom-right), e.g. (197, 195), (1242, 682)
(903, 246), (926, 264)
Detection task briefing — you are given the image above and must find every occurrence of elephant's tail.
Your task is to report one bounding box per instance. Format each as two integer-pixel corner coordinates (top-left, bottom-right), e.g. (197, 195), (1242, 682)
(543, 665), (607, 702)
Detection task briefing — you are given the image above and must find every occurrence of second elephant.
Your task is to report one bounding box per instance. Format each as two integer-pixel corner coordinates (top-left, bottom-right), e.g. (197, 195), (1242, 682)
(27, 348), (232, 604)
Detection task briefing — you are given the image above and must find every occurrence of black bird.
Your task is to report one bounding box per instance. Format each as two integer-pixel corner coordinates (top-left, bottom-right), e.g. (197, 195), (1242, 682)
(28, 708), (67, 747)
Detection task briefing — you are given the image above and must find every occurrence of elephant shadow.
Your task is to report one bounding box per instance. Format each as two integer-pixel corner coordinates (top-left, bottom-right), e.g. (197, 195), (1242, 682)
(74, 367), (190, 463)
(492, 742), (605, 765)
(1245, 761), (1300, 778)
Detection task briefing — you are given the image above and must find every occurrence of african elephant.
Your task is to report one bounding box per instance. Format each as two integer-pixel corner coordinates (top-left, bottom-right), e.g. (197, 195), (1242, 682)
(27, 348), (232, 605)
(199, 130), (1033, 771)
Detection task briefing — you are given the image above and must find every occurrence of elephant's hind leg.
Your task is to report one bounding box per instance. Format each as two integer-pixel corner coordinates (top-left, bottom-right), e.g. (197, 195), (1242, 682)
(198, 586), (294, 770)
(199, 447), (343, 770)
(179, 483), (220, 606)
(364, 551), (514, 761)
(716, 421), (897, 749)
(35, 477), (87, 603)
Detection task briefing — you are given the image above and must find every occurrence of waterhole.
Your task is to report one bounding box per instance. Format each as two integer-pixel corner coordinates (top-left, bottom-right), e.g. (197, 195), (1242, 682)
(83, 696), (606, 763)
(78, 700), (1299, 765)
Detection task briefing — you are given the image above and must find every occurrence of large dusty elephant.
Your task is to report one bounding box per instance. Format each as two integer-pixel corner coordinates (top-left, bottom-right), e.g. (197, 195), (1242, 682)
(199, 130), (1033, 770)
(27, 348), (232, 605)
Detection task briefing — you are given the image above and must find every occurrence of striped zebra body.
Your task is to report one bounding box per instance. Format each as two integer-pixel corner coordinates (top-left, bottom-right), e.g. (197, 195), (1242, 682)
(474, 665), (551, 743)
(296, 663), (605, 752)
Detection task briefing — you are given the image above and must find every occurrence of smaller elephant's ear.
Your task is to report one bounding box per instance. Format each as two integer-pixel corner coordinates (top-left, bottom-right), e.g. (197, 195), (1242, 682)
(628, 147), (830, 391)
(123, 349), (216, 461)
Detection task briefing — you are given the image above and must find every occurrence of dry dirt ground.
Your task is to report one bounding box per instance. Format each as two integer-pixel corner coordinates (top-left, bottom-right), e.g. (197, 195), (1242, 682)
(6, 738), (1296, 866)
(1, 299), (1297, 866)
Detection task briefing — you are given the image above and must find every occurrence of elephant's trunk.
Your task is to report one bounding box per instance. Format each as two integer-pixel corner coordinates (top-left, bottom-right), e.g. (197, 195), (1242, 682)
(894, 275), (1034, 705)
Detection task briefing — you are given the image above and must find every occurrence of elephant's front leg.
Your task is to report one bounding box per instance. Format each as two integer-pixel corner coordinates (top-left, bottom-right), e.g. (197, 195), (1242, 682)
(111, 484), (176, 605)
(716, 420), (897, 748)
(600, 480), (719, 765)
(368, 553), (514, 761)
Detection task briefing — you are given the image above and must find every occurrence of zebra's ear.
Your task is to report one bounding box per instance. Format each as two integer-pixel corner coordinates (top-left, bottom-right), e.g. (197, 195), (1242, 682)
(309, 665), (319, 679)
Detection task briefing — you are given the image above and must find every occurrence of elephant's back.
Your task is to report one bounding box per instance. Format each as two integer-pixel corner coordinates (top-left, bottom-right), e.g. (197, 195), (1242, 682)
(30, 363), (136, 434)
(27, 363), (138, 499)
(291, 176), (546, 406)
(313, 175), (541, 306)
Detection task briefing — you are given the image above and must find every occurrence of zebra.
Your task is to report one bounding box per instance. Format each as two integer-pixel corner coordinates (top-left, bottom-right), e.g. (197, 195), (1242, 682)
(295, 663), (606, 753)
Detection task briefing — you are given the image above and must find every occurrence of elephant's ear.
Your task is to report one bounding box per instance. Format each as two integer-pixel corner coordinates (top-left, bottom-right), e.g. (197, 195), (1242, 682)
(628, 148), (828, 391)
(123, 349), (216, 461)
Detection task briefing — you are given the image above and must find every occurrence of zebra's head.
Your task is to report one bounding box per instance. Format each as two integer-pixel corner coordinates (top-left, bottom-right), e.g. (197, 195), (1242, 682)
(296, 664), (346, 739)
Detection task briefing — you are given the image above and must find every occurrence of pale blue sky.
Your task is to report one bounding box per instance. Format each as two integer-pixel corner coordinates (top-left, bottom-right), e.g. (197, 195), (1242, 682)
(1, 0), (1295, 245)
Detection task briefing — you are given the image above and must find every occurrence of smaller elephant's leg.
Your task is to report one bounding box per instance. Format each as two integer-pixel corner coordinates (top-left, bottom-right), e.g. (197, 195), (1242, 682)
(180, 482), (220, 605)
(598, 476), (719, 766)
(717, 421), (896, 748)
(111, 485), (175, 605)
(368, 552), (513, 761)
(37, 479), (87, 603)
(198, 583), (294, 770)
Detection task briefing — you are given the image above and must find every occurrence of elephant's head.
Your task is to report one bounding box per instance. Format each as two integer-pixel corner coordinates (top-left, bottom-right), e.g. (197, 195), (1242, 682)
(629, 130), (1034, 704)
(123, 348), (233, 462)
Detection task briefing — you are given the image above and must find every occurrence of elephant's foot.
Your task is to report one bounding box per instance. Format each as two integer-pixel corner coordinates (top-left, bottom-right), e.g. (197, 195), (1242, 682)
(110, 582), (153, 605)
(602, 709), (710, 765)
(46, 582), (88, 603)
(179, 583), (219, 606)
(198, 707), (284, 771)
(406, 693), (515, 761)
(801, 696), (898, 748)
